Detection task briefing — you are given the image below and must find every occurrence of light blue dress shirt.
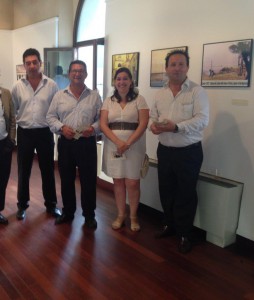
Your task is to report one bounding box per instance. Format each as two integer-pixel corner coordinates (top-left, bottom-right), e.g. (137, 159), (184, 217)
(12, 74), (58, 129)
(46, 86), (102, 135)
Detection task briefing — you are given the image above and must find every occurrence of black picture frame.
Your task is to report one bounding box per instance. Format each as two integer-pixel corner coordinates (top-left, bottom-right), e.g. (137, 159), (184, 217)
(201, 39), (253, 87)
(150, 46), (188, 87)
(112, 52), (139, 86)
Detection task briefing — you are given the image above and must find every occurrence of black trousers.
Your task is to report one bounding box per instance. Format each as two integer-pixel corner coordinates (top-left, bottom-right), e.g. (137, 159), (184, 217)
(17, 126), (57, 209)
(0, 137), (13, 211)
(57, 136), (97, 219)
(157, 142), (203, 237)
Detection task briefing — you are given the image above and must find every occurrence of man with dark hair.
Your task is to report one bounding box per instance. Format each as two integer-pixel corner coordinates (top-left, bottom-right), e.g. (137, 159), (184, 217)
(150, 50), (209, 253)
(47, 60), (102, 228)
(12, 48), (61, 220)
(0, 86), (16, 224)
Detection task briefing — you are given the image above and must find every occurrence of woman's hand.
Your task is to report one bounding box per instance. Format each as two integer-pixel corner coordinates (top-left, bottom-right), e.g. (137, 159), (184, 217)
(116, 140), (129, 155)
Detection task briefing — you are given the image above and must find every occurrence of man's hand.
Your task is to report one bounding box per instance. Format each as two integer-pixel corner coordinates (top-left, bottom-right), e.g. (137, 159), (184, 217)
(61, 125), (75, 140)
(82, 126), (94, 138)
(151, 120), (176, 134)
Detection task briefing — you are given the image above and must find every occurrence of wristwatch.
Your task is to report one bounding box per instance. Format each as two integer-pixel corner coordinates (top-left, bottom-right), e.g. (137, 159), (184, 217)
(173, 124), (179, 133)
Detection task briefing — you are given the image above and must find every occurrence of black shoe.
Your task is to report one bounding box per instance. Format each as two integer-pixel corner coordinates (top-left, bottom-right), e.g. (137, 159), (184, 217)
(85, 218), (97, 229)
(55, 213), (74, 225)
(155, 225), (175, 239)
(46, 207), (61, 218)
(178, 236), (192, 254)
(0, 213), (8, 225)
(16, 209), (26, 220)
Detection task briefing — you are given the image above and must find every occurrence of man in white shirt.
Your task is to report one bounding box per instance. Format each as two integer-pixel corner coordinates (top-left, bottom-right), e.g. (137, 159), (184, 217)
(12, 48), (61, 220)
(149, 50), (209, 253)
(0, 87), (16, 224)
(47, 60), (102, 228)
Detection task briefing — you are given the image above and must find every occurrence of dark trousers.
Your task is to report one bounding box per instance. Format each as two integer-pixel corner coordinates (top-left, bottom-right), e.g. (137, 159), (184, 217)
(0, 137), (13, 211)
(17, 126), (57, 209)
(57, 136), (97, 219)
(157, 142), (203, 237)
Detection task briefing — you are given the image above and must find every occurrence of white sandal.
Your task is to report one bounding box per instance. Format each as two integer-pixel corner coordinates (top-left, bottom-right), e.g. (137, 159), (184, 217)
(130, 217), (140, 232)
(112, 215), (126, 230)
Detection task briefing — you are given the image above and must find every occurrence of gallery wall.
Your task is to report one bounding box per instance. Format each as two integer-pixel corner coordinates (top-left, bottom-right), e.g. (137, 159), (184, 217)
(0, 30), (13, 88)
(104, 0), (254, 241)
(0, 18), (58, 90)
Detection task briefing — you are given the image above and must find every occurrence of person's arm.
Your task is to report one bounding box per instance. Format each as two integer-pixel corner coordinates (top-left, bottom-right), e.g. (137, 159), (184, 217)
(126, 109), (149, 147)
(100, 109), (126, 152)
(8, 91), (16, 143)
(149, 98), (169, 135)
(11, 85), (19, 115)
(85, 92), (102, 135)
(46, 93), (65, 134)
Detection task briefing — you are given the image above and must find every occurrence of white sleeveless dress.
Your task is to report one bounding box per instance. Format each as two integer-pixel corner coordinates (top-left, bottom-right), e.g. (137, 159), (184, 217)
(101, 95), (149, 179)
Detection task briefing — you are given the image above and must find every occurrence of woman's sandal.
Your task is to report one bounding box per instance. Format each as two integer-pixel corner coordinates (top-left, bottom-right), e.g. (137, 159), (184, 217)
(112, 215), (126, 230)
(130, 217), (140, 232)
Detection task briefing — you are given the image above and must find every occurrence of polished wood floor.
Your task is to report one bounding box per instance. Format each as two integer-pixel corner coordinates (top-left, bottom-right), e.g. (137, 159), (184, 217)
(0, 151), (254, 300)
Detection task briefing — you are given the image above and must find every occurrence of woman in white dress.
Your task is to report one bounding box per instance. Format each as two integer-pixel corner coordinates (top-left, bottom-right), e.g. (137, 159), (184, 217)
(100, 67), (149, 231)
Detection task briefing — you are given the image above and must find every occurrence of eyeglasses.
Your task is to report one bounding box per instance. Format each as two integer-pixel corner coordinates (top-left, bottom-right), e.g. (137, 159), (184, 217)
(70, 69), (86, 74)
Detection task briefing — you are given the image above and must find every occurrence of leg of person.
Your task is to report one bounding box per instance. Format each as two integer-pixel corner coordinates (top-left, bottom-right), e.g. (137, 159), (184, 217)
(126, 178), (141, 231)
(174, 143), (203, 253)
(155, 143), (176, 238)
(77, 137), (97, 229)
(111, 178), (127, 229)
(0, 138), (12, 224)
(35, 128), (60, 217)
(16, 127), (35, 219)
(55, 137), (76, 224)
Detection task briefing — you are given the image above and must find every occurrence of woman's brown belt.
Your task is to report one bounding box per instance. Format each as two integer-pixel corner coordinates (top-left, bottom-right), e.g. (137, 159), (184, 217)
(108, 122), (138, 130)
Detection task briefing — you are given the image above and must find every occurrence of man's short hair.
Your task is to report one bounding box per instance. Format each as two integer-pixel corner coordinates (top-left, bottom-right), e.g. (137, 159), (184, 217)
(68, 60), (87, 73)
(23, 48), (42, 63)
(165, 50), (190, 67)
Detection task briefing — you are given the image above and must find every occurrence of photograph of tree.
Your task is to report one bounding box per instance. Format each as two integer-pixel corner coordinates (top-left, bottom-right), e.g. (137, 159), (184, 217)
(201, 39), (253, 87)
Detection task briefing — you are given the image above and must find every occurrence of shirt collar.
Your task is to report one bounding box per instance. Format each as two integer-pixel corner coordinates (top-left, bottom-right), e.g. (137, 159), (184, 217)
(164, 77), (190, 89)
(64, 84), (90, 97)
(21, 73), (47, 86)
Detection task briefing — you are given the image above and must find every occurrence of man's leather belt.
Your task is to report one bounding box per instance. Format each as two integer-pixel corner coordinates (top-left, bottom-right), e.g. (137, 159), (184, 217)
(161, 141), (201, 150)
(109, 122), (138, 130)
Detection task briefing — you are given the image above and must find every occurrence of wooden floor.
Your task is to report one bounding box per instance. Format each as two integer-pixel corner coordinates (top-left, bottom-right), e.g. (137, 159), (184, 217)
(0, 152), (254, 300)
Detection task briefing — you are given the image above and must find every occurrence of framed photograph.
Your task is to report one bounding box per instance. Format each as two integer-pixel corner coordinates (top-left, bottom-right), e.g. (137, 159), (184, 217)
(150, 46), (188, 87)
(201, 39), (253, 87)
(112, 52), (139, 86)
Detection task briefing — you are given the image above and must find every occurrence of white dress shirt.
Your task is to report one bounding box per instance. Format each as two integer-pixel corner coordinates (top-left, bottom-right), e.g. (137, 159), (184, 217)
(149, 78), (209, 147)
(12, 74), (58, 128)
(46, 86), (102, 135)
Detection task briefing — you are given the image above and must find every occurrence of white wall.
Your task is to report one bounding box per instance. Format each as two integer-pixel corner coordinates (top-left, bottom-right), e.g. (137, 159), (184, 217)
(105, 0), (254, 241)
(12, 18), (58, 84)
(0, 18), (58, 90)
(0, 30), (13, 89)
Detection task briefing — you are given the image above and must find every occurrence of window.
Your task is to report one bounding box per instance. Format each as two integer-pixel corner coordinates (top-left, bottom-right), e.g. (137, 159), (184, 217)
(73, 0), (105, 96)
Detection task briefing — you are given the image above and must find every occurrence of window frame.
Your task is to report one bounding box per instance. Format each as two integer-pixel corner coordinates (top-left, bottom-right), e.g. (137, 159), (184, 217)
(72, 0), (105, 91)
